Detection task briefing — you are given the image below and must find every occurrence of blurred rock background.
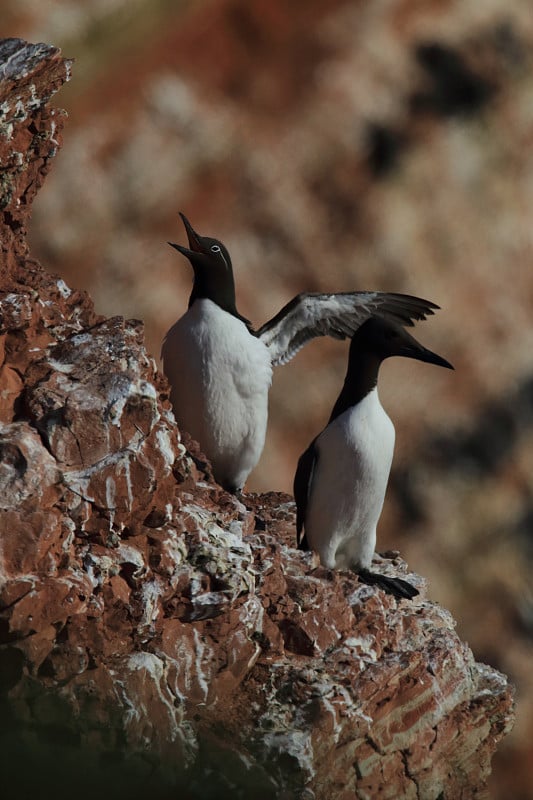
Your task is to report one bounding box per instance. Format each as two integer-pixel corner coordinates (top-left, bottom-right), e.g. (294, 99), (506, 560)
(3, 1), (533, 796)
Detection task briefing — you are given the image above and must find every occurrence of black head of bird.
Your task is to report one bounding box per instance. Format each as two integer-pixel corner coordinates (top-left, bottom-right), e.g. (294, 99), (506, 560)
(350, 316), (454, 371)
(168, 212), (237, 312)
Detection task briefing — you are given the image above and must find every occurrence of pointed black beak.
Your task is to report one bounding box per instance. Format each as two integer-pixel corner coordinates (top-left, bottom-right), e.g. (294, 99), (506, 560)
(393, 324), (454, 369)
(400, 340), (454, 370)
(179, 212), (204, 253)
(168, 240), (193, 258)
(168, 213), (206, 260)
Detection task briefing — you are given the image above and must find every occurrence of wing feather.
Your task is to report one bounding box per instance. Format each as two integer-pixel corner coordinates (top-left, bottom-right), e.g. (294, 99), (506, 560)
(257, 291), (439, 366)
(293, 440), (318, 550)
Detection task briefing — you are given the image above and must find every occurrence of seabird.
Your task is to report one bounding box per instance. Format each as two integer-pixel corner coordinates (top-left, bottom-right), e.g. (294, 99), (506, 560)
(162, 213), (441, 493)
(294, 316), (453, 599)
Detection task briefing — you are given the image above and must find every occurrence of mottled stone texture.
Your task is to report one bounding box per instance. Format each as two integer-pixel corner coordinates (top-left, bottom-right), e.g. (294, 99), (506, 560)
(0, 38), (514, 799)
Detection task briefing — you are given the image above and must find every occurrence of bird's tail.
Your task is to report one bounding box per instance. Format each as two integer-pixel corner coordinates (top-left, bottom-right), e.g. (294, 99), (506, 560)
(298, 532), (310, 551)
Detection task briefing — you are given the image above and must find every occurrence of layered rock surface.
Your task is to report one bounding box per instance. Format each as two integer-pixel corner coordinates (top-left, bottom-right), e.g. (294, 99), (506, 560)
(0, 39), (514, 799)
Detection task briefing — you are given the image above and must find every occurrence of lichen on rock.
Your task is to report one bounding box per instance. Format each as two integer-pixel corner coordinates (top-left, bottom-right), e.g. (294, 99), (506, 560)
(0, 37), (514, 800)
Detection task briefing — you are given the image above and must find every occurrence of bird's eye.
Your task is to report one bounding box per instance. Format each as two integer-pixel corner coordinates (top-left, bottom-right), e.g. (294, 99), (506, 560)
(211, 244), (221, 253)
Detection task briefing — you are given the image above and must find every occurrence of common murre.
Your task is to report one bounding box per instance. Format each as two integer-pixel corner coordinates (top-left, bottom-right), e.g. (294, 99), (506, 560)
(294, 316), (453, 599)
(162, 214), (441, 493)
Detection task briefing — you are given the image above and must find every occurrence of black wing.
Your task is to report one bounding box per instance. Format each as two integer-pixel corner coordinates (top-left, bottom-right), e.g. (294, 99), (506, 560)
(293, 439), (319, 550)
(257, 291), (439, 366)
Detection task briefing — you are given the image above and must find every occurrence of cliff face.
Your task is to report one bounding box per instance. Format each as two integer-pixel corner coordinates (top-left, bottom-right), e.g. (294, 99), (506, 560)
(0, 39), (514, 799)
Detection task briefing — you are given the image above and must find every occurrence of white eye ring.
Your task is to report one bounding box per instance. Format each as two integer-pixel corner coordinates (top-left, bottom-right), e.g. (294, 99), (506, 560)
(211, 244), (221, 253)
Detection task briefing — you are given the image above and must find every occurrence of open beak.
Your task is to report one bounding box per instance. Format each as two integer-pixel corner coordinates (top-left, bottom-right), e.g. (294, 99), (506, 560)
(168, 240), (193, 257)
(167, 213), (205, 258)
(179, 212), (204, 253)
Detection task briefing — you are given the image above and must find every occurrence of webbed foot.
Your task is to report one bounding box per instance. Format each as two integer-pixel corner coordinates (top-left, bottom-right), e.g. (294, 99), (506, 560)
(357, 568), (419, 600)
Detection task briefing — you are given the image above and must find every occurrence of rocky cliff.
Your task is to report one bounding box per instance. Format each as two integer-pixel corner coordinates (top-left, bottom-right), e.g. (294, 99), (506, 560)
(0, 38), (514, 799)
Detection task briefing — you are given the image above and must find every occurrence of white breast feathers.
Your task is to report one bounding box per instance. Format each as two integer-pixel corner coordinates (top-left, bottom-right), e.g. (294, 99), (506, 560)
(305, 388), (395, 570)
(162, 299), (273, 491)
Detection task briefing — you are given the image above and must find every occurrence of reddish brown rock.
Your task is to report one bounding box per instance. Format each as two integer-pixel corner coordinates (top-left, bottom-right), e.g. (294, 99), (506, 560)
(0, 37), (514, 800)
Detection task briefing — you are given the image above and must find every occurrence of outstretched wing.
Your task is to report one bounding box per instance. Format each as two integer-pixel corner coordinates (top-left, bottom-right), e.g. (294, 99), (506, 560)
(293, 439), (319, 550)
(256, 291), (439, 366)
